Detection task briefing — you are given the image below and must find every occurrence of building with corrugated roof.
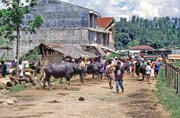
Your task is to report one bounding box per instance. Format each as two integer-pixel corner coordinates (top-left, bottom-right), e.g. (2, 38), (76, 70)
(129, 45), (154, 51)
(97, 17), (115, 49)
(12, 0), (115, 59)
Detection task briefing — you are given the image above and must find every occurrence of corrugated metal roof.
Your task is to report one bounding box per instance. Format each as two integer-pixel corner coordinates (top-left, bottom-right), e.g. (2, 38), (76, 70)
(43, 43), (97, 58)
(97, 17), (114, 29)
(129, 45), (154, 51)
(94, 46), (106, 56)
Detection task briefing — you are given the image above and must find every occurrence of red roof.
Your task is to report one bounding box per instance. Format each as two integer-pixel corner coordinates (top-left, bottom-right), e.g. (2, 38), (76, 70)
(129, 45), (154, 51)
(97, 17), (114, 29)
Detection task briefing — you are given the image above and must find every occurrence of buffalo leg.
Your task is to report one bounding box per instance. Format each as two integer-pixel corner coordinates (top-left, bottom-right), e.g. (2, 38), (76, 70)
(66, 77), (71, 89)
(43, 75), (50, 89)
(92, 73), (95, 79)
(59, 78), (63, 83)
(66, 80), (70, 89)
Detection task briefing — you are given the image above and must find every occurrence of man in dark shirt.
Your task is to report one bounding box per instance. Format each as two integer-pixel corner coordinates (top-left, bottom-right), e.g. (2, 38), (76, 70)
(1, 61), (7, 78)
(154, 60), (161, 79)
(115, 62), (124, 93)
(135, 61), (141, 79)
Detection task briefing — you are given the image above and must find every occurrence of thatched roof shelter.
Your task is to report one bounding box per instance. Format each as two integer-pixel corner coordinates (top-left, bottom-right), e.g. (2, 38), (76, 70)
(43, 43), (97, 58)
(22, 43), (98, 65)
(81, 44), (118, 56)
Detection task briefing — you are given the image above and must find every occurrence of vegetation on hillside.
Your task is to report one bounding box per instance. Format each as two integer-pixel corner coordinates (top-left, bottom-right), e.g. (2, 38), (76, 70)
(115, 16), (180, 50)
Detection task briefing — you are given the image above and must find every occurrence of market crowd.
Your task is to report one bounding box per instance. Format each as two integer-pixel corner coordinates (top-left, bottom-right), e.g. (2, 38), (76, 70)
(0, 56), (161, 93)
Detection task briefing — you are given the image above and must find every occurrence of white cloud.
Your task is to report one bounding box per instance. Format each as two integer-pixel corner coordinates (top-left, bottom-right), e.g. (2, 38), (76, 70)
(119, 6), (129, 11)
(132, 1), (160, 18)
(60, 0), (180, 21)
(1, 0), (180, 20)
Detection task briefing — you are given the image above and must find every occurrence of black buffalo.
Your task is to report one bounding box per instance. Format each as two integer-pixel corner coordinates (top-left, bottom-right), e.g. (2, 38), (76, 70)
(42, 62), (84, 89)
(85, 61), (105, 80)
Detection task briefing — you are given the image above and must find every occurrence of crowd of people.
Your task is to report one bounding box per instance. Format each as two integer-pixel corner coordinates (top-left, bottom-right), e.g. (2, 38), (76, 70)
(0, 56), (162, 93)
(106, 57), (162, 93)
(0, 58), (37, 85)
(75, 56), (162, 94)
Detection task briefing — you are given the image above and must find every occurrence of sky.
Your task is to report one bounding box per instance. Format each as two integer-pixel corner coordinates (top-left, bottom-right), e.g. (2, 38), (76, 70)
(60, 0), (180, 21)
(0, 0), (180, 21)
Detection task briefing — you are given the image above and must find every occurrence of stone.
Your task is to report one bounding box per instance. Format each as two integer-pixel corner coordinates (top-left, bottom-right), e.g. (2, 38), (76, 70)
(1, 89), (10, 95)
(6, 99), (15, 105)
(78, 97), (85, 101)
(0, 98), (5, 104)
(0, 92), (3, 97)
(0, 83), (5, 90)
(11, 97), (18, 103)
(47, 100), (59, 103)
(3, 95), (9, 98)
(2, 101), (8, 106)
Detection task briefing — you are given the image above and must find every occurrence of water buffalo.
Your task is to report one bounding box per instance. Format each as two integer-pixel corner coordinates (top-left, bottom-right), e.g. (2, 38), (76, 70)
(42, 62), (84, 89)
(85, 61), (105, 80)
(85, 64), (99, 79)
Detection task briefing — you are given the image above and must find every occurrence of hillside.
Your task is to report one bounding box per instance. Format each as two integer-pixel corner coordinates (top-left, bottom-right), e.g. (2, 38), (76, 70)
(115, 16), (180, 50)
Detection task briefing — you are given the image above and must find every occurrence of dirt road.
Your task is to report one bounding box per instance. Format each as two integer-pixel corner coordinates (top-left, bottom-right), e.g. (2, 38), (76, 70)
(0, 75), (170, 118)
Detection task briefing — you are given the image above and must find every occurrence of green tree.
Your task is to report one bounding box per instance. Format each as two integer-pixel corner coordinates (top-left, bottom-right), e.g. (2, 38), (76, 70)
(115, 16), (180, 50)
(0, 0), (44, 79)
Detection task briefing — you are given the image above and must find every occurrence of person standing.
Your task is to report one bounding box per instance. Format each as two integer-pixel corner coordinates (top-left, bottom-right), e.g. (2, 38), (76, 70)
(150, 60), (155, 79)
(115, 62), (124, 93)
(135, 60), (141, 79)
(1, 61), (7, 78)
(99, 57), (106, 80)
(146, 62), (151, 82)
(154, 60), (161, 79)
(106, 60), (115, 89)
(19, 61), (24, 78)
(79, 58), (86, 68)
(140, 61), (146, 81)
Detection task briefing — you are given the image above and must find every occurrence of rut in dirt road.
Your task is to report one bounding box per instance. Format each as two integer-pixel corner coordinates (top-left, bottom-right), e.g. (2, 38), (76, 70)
(125, 88), (165, 118)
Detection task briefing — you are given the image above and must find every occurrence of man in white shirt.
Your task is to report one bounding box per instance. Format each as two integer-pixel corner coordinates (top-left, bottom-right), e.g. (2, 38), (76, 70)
(19, 61), (24, 78)
(145, 62), (151, 82)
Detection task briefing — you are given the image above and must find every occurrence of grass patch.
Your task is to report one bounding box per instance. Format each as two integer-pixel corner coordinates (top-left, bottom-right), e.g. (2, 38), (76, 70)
(156, 69), (180, 118)
(173, 61), (180, 67)
(10, 84), (32, 93)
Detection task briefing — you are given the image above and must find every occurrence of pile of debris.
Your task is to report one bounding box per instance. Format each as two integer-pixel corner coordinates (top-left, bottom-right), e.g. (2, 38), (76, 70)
(0, 76), (14, 89)
(0, 89), (18, 106)
(0, 77), (18, 106)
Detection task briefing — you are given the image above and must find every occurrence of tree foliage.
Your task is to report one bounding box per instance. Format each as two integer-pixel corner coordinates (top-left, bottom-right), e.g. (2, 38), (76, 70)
(115, 16), (180, 50)
(0, 0), (44, 78)
(22, 47), (41, 62)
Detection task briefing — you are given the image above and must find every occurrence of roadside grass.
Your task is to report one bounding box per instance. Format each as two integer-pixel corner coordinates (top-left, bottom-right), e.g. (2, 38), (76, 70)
(173, 61), (180, 67)
(9, 84), (32, 93)
(156, 69), (180, 118)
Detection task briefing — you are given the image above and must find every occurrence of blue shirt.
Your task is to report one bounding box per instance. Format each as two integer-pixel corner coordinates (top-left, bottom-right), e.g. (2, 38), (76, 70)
(155, 62), (161, 71)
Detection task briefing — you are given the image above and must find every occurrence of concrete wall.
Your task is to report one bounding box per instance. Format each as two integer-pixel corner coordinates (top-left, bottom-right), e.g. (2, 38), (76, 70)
(21, 29), (89, 43)
(18, 29), (90, 57)
(14, 0), (111, 58)
(24, 0), (92, 29)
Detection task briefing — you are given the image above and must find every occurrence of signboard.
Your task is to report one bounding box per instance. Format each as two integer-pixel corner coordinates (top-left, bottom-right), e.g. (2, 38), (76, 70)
(168, 54), (180, 60)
